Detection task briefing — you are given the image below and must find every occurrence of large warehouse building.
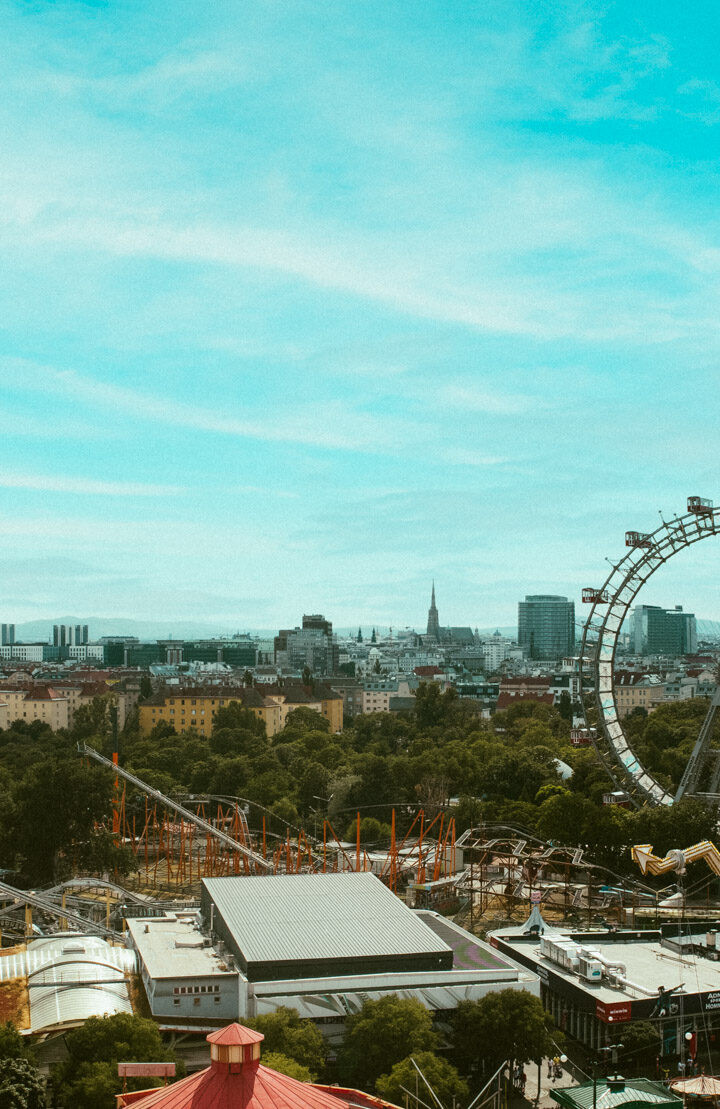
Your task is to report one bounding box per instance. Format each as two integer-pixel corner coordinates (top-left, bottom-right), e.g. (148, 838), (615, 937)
(126, 873), (538, 1038)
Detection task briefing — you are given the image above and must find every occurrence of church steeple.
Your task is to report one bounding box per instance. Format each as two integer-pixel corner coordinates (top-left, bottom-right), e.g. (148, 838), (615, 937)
(426, 581), (440, 640)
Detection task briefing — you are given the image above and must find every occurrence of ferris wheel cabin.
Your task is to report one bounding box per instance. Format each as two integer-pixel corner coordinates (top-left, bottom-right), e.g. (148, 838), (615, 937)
(582, 588), (609, 603)
(688, 496), (714, 515)
(625, 531), (652, 548)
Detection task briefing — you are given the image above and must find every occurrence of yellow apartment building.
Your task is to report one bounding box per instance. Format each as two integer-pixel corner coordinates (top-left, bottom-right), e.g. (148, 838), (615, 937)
(138, 683), (343, 738)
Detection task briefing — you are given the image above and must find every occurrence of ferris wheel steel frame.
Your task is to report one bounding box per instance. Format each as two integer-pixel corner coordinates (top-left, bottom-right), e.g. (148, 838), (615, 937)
(578, 499), (720, 809)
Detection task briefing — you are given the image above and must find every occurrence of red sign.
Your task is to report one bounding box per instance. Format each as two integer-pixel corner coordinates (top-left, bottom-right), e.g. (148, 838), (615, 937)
(596, 1001), (632, 1023)
(118, 1063), (176, 1078)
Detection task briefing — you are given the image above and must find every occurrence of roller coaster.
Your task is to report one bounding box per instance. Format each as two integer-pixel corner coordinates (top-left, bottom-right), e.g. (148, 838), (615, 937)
(578, 496), (720, 808)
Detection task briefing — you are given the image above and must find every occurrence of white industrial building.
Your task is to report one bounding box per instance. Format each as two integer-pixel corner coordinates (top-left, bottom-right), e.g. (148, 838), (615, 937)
(126, 873), (538, 1039)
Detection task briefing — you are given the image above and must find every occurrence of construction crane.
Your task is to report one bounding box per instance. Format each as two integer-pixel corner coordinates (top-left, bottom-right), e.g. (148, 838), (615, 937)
(78, 743), (273, 873)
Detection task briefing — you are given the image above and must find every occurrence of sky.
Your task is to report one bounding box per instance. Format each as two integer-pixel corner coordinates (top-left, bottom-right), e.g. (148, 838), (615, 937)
(2, 0), (720, 634)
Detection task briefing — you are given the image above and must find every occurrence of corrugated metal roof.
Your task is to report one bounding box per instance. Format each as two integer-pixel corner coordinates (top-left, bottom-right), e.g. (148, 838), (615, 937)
(0, 933), (136, 1034)
(203, 873), (451, 966)
(551, 1080), (682, 1109)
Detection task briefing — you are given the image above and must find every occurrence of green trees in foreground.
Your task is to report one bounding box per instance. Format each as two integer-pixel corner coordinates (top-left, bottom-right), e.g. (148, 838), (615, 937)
(247, 1007), (327, 1080)
(338, 995), (438, 1089)
(0, 990), (557, 1107)
(377, 1051), (470, 1108)
(0, 1058), (45, 1109)
(52, 1013), (178, 1109)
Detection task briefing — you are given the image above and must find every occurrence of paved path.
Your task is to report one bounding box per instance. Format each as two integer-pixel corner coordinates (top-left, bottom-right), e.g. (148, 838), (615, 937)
(515, 1059), (575, 1109)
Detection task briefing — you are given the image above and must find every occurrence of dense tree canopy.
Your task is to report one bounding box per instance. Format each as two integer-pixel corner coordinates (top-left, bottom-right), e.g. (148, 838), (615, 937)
(337, 995), (437, 1088)
(0, 1057), (45, 1109)
(0, 679), (716, 888)
(247, 1007), (327, 1080)
(452, 990), (555, 1078)
(376, 1051), (469, 1108)
(53, 1013), (176, 1109)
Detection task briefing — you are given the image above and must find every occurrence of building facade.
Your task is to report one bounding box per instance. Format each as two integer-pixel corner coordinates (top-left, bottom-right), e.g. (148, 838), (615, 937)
(630, 605), (698, 656)
(518, 595), (575, 660)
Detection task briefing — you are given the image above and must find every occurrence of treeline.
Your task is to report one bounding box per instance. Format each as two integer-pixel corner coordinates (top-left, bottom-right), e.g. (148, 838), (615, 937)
(0, 683), (715, 885)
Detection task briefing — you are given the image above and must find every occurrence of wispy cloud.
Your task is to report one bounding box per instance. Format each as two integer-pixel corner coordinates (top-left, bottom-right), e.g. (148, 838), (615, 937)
(441, 448), (511, 467)
(435, 383), (537, 415)
(1, 360), (428, 454)
(0, 471), (183, 496)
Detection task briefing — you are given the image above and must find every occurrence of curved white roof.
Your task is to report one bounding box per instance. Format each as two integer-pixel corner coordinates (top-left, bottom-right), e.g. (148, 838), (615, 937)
(0, 933), (136, 1035)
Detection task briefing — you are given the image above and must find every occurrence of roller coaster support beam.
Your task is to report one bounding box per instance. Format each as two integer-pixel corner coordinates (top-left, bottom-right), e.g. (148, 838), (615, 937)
(78, 743), (273, 873)
(0, 878), (122, 939)
(675, 688), (720, 802)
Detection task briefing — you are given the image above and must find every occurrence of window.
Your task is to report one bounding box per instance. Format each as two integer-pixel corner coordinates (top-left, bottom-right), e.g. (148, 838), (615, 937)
(215, 996), (221, 1004)
(173, 998), (180, 1006)
(194, 997), (201, 1007)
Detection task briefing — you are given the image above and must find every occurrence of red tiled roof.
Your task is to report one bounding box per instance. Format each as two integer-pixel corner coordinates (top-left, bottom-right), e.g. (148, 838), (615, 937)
(24, 686), (65, 702)
(119, 1024), (400, 1109)
(496, 692), (554, 710)
(414, 666), (441, 676)
(120, 1061), (359, 1109)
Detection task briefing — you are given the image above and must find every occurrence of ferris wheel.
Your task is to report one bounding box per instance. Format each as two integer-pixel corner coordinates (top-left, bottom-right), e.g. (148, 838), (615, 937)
(577, 497), (720, 809)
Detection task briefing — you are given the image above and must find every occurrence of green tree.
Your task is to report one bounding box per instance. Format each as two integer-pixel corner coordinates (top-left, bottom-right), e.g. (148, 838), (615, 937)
(377, 1051), (469, 1109)
(11, 759), (113, 883)
(262, 1052), (312, 1082)
(283, 707), (330, 735)
(618, 1022), (660, 1074)
(414, 683), (458, 729)
(139, 674), (153, 700)
(72, 696), (113, 742)
(0, 1022), (29, 1060)
(557, 691), (573, 721)
(452, 990), (554, 1079)
(212, 702), (267, 738)
(338, 995), (437, 1088)
(0, 1057), (46, 1109)
(53, 1012), (175, 1109)
(248, 1008), (326, 1079)
(344, 816), (392, 844)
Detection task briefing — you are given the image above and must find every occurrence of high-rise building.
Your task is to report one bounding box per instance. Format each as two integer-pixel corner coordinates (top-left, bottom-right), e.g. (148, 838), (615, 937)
(518, 595), (575, 660)
(630, 604), (697, 656)
(53, 624), (89, 647)
(275, 615), (338, 675)
(426, 582), (440, 640)
(302, 614), (333, 637)
(1, 624), (15, 646)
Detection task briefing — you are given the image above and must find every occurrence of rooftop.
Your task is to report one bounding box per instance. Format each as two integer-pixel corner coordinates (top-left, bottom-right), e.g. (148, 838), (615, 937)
(202, 872), (452, 974)
(125, 913), (237, 982)
(551, 1079), (681, 1109)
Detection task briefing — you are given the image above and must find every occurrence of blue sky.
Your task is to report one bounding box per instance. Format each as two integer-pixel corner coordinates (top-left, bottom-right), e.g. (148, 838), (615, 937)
(1, 0), (720, 633)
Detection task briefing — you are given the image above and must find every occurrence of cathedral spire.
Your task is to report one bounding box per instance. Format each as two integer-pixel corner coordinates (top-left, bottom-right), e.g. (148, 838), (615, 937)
(426, 581), (440, 640)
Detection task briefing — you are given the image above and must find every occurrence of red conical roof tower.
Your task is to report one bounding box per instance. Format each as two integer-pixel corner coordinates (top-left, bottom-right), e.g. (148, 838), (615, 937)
(119, 1023), (399, 1109)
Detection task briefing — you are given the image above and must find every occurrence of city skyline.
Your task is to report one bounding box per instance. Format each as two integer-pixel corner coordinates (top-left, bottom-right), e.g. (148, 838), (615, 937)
(2, 3), (720, 625)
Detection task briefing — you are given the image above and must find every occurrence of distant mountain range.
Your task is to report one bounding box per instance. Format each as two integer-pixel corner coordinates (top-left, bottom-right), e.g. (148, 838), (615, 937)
(10, 618), (521, 644)
(11, 617), (263, 643)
